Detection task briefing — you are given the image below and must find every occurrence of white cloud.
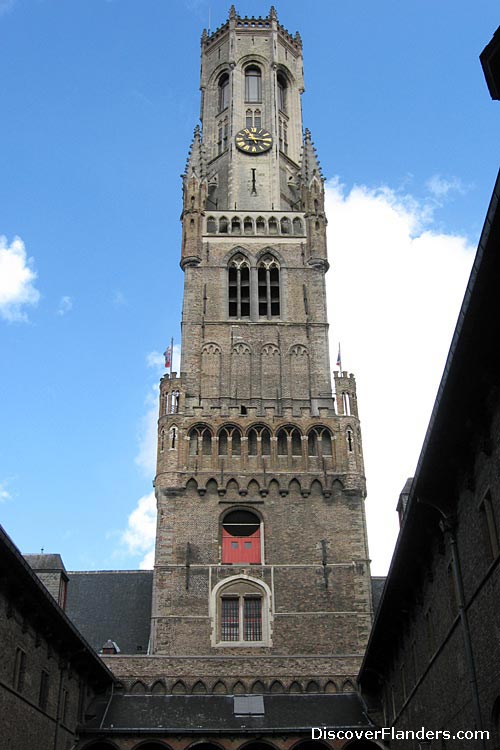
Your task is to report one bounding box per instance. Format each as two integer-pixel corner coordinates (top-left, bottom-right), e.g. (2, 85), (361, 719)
(57, 295), (73, 316)
(426, 174), (469, 201)
(325, 179), (475, 574)
(121, 491), (156, 569)
(0, 482), (11, 503)
(0, 236), (40, 322)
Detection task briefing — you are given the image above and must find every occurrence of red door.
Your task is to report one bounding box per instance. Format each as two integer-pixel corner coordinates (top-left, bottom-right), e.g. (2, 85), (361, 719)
(222, 528), (261, 563)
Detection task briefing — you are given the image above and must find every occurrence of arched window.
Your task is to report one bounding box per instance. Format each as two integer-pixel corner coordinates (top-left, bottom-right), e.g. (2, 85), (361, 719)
(228, 254), (250, 318)
(218, 425), (242, 457)
(219, 216), (228, 233)
(277, 424), (303, 458)
(247, 424), (271, 456)
(268, 217), (278, 234)
(217, 117), (228, 155)
(308, 426), (333, 457)
(293, 217), (303, 235)
(256, 216), (266, 234)
(243, 216), (253, 234)
(246, 108), (262, 129)
(258, 256), (280, 318)
(245, 65), (262, 103)
(279, 118), (288, 154)
(207, 216), (216, 233)
(277, 72), (287, 112)
(218, 72), (230, 112)
(222, 509), (261, 564)
(188, 425), (212, 456)
(280, 217), (290, 234)
(160, 428), (165, 453)
(231, 216), (241, 234)
(346, 428), (354, 452)
(214, 576), (271, 644)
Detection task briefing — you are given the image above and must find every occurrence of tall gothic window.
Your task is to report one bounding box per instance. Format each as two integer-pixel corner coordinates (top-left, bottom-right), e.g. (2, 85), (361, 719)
(218, 425), (242, 457)
(277, 73), (287, 112)
(217, 117), (228, 155)
(218, 72), (230, 112)
(247, 424), (271, 456)
(258, 256), (280, 318)
(245, 66), (262, 103)
(228, 255), (250, 318)
(188, 425), (212, 456)
(246, 108), (262, 129)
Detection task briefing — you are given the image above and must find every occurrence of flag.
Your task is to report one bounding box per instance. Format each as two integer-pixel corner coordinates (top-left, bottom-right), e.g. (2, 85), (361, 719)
(336, 343), (342, 371)
(164, 346), (172, 369)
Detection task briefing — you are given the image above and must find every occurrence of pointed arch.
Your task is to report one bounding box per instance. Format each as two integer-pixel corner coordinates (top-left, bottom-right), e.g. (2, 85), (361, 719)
(288, 478), (302, 496)
(251, 680), (266, 694)
(342, 679), (356, 692)
(130, 680), (147, 695)
(151, 680), (166, 695)
(324, 680), (338, 693)
(232, 680), (246, 695)
(289, 681), (303, 693)
(270, 680), (285, 693)
(305, 680), (320, 693)
(172, 680), (187, 694)
(192, 680), (207, 694)
(201, 343), (222, 398)
(212, 680), (227, 694)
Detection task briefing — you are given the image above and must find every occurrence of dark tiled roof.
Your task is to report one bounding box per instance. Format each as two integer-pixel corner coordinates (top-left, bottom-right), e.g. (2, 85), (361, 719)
(0, 526), (112, 688)
(83, 693), (371, 734)
(371, 577), (386, 614)
(66, 570), (153, 655)
(24, 552), (67, 571)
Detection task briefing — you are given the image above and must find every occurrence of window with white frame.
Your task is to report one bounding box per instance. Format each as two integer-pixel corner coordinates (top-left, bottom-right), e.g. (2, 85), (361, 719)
(216, 578), (269, 645)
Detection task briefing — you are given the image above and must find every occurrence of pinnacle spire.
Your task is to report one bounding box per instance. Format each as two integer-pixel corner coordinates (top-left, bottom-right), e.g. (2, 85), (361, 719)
(300, 128), (324, 183)
(184, 125), (206, 181)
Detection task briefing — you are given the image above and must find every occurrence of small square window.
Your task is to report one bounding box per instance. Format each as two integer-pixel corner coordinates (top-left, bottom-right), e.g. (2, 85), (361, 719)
(244, 542), (252, 549)
(231, 542), (238, 549)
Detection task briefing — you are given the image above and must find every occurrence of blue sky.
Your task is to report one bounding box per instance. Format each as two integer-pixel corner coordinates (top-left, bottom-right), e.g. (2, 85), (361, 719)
(1, 0), (498, 574)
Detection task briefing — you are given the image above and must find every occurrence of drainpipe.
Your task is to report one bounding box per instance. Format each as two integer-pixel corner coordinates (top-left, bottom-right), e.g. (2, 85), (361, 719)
(439, 515), (486, 749)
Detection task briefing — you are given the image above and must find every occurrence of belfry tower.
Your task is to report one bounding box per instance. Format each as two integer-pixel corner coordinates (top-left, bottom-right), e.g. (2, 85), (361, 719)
(151, 6), (372, 694)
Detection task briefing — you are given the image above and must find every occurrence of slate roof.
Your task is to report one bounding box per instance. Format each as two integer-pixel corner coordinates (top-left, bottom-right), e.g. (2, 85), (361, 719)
(83, 693), (372, 735)
(65, 570), (153, 654)
(370, 576), (386, 614)
(24, 552), (67, 571)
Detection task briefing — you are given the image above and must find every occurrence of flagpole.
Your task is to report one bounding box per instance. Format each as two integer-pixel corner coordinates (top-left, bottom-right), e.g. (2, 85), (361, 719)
(170, 337), (174, 377)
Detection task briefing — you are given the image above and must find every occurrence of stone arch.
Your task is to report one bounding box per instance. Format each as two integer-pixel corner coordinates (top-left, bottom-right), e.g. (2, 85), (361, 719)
(342, 679), (356, 692)
(288, 478), (302, 495)
(151, 680), (166, 695)
(305, 680), (320, 693)
(206, 478), (218, 496)
(324, 680), (338, 693)
(232, 680), (246, 694)
(310, 479), (323, 496)
(251, 679), (266, 694)
(80, 742), (121, 750)
(268, 479), (280, 497)
(132, 743), (173, 750)
(212, 680), (227, 694)
(270, 679), (285, 693)
(172, 679), (187, 694)
(192, 680), (207, 694)
(201, 342), (222, 399)
(289, 681), (303, 693)
(247, 478), (260, 496)
(130, 680), (147, 694)
(225, 478), (240, 498)
(187, 742), (225, 750)
(186, 477), (198, 492)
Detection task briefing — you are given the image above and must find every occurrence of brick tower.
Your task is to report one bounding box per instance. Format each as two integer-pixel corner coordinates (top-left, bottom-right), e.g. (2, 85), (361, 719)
(150, 6), (372, 694)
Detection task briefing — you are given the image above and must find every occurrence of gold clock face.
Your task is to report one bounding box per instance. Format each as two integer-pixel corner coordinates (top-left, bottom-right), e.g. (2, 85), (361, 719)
(235, 127), (273, 154)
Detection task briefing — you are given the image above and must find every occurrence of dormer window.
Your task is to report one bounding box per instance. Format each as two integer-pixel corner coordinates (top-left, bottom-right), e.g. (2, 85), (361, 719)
(218, 72), (230, 112)
(245, 66), (262, 103)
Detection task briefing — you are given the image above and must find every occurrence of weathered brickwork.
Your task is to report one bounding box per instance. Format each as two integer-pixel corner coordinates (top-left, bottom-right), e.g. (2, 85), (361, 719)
(133, 6), (374, 696)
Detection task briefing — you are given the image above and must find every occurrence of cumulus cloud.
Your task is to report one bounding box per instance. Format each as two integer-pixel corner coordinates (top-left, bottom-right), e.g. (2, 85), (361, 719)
(121, 491), (156, 569)
(325, 179), (475, 574)
(57, 295), (73, 316)
(0, 236), (40, 322)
